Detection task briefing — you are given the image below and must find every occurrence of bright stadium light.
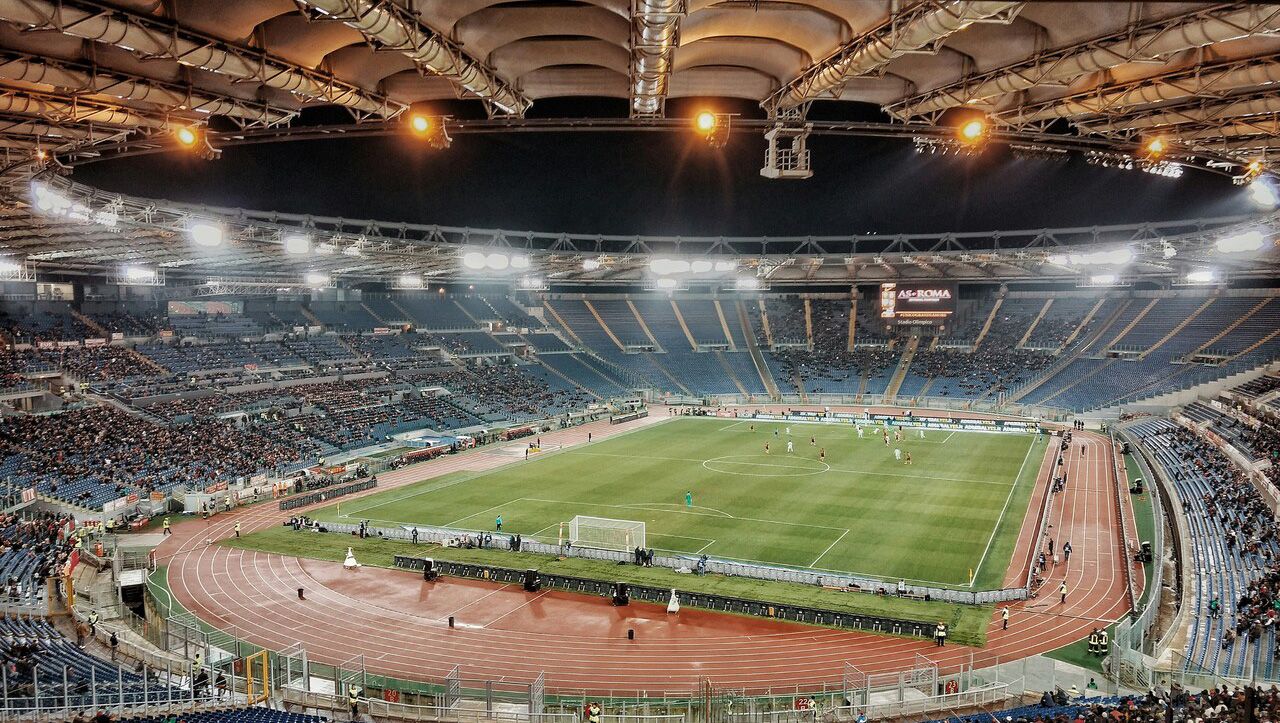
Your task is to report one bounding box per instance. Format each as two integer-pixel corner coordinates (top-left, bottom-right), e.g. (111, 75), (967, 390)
(283, 234), (311, 254)
(462, 251), (487, 270)
(1185, 270), (1216, 284)
(176, 126), (198, 147)
(582, 258), (601, 271)
(650, 258), (690, 275)
(714, 260), (738, 272)
(304, 272), (329, 287)
(1090, 274), (1117, 285)
(958, 118), (986, 144)
(409, 114), (430, 134)
(690, 260), (713, 273)
(1065, 247), (1133, 266)
(655, 277), (678, 289)
(695, 111), (717, 133)
(0, 259), (23, 275)
(735, 277), (762, 290)
(1046, 254), (1069, 265)
(397, 274), (423, 289)
(510, 254), (530, 270)
(188, 220), (225, 247)
(1249, 179), (1278, 208)
(485, 252), (510, 271)
(1216, 229), (1267, 253)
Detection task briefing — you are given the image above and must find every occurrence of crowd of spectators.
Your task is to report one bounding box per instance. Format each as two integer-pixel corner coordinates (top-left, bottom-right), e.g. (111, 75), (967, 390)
(770, 300), (900, 392)
(0, 511), (75, 600)
(947, 686), (1280, 723)
(0, 406), (306, 507)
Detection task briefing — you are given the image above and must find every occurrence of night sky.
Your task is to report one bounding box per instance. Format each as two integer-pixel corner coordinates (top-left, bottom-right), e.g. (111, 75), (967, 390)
(73, 99), (1256, 238)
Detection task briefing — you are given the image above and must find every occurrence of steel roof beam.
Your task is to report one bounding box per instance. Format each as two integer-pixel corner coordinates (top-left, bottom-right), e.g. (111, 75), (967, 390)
(295, 0), (532, 117)
(1077, 93), (1280, 135)
(997, 54), (1280, 128)
(0, 0), (400, 119)
(629, 0), (684, 118)
(0, 51), (295, 127)
(887, 3), (1280, 120)
(765, 0), (1023, 113)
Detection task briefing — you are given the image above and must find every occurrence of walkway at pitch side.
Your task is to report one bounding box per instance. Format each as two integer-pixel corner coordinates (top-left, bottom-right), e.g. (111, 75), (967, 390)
(158, 409), (1142, 695)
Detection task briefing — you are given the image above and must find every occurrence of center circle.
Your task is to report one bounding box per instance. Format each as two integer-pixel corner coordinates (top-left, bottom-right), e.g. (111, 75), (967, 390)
(701, 455), (831, 477)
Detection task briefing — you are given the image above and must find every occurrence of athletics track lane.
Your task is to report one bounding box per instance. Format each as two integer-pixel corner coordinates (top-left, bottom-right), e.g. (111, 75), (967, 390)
(159, 409), (1140, 694)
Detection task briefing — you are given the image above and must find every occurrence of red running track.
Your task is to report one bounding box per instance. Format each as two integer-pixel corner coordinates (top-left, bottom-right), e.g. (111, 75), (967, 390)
(158, 410), (1142, 695)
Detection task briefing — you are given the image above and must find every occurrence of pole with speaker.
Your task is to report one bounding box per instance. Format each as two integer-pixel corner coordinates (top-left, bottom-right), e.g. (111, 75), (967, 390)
(612, 582), (629, 606)
(523, 569), (541, 592)
(422, 558), (438, 581)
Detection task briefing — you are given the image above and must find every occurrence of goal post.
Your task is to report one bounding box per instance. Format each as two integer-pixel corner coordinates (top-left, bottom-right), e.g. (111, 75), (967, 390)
(559, 515), (646, 552)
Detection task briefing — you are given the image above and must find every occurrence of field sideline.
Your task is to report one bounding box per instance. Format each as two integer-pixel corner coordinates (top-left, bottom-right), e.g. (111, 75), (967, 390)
(314, 416), (1047, 589)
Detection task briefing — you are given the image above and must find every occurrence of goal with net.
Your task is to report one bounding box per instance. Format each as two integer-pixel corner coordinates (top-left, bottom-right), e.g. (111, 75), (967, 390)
(559, 515), (646, 553)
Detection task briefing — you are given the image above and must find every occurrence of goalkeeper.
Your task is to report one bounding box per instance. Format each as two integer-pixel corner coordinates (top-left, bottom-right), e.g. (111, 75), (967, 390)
(685, 490), (693, 508)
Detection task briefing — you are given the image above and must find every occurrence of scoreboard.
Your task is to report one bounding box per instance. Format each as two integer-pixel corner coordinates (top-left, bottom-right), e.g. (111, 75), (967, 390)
(879, 282), (957, 327)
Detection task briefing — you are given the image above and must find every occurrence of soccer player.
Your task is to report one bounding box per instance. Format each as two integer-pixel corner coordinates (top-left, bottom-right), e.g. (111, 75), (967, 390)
(894, 429), (902, 442)
(764, 442), (770, 455)
(786, 440), (794, 454)
(819, 448), (826, 462)
(809, 435), (816, 446)
(904, 451), (912, 465)
(893, 448), (901, 461)
(856, 426), (864, 438)
(918, 428), (925, 439)
(496, 514), (503, 531)
(685, 491), (693, 508)
(785, 426), (792, 436)
(883, 432), (890, 446)
(749, 423), (755, 432)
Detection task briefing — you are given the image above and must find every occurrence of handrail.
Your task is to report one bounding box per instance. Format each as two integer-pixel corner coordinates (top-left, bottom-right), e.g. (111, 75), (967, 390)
(1108, 429), (1139, 616)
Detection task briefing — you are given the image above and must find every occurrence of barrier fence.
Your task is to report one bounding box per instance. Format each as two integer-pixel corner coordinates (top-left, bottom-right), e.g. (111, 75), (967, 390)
(318, 519), (1027, 606)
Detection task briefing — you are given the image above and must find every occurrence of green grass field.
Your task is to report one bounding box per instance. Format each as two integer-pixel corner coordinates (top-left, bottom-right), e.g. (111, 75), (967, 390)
(314, 417), (1046, 589)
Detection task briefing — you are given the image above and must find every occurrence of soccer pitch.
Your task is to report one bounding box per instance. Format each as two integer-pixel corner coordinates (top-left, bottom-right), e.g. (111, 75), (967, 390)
(319, 416), (1047, 589)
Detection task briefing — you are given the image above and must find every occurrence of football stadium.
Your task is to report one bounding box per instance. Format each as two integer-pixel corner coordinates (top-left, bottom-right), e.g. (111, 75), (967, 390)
(1, 2), (1280, 722)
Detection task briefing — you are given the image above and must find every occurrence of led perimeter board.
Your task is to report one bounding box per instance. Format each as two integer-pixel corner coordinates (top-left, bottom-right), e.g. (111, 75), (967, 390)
(879, 282), (957, 327)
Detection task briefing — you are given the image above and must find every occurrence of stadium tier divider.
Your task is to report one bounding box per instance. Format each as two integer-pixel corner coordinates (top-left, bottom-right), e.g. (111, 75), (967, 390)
(301, 519), (1026, 605)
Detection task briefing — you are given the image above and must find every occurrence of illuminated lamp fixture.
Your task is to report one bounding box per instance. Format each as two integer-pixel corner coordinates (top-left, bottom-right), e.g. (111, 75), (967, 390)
(409, 113), (451, 150)
(957, 118), (987, 145)
(582, 258), (602, 271)
(510, 254), (530, 270)
(188, 220), (225, 247)
(304, 272), (330, 287)
(1248, 179), (1278, 209)
(485, 252), (509, 271)
(283, 234), (311, 255)
(462, 251), (487, 270)
(175, 126), (198, 147)
(714, 260), (737, 272)
(694, 111), (730, 149)
(735, 277), (762, 290)
(1215, 230), (1267, 254)
(396, 274), (424, 289)
(1185, 270), (1216, 284)
(690, 260), (713, 273)
(1143, 137), (1166, 160)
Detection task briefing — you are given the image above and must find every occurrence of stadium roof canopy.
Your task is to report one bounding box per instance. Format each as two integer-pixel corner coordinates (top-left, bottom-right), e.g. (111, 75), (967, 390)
(0, 1), (1278, 287)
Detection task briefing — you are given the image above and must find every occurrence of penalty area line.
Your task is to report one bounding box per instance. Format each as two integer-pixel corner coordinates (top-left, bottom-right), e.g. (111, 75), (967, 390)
(809, 529), (850, 568)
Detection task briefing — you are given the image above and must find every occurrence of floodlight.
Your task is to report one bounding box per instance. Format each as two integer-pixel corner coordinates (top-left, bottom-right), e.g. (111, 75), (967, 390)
(714, 260), (738, 272)
(1248, 180), (1278, 209)
(690, 260), (713, 273)
(582, 258), (601, 271)
(510, 254), (530, 270)
(959, 119), (986, 143)
(1185, 270), (1216, 284)
(304, 272), (329, 286)
(1145, 137), (1165, 156)
(188, 220), (225, 247)
(1090, 274), (1117, 285)
(485, 252), (510, 271)
(176, 126), (198, 147)
(284, 234), (311, 254)
(397, 274), (423, 289)
(695, 112), (716, 133)
(462, 251), (487, 270)
(1216, 230), (1266, 253)
(0, 259), (22, 274)
(735, 277), (761, 290)
(410, 114), (430, 134)
(655, 277), (678, 289)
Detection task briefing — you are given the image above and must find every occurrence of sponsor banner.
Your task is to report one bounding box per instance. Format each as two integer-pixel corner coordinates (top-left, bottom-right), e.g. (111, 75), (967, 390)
(57, 341), (79, 349)
(150, 491), (165, 501)
(84, 338), (107, 347)
(373, 327), (392, 335)
(168, 300), (243, 315)
(205, 481), (228, 494)
(20, 488), (34, 503)
(126, 493), (139, 504)
(752, 412), (1038, 433)
(879, 282), (957, 325)
(111, 332), (124, 341)
(250, 473), (268, 485)
(244, 363), (258, 371)
(159, 330), (174, 338)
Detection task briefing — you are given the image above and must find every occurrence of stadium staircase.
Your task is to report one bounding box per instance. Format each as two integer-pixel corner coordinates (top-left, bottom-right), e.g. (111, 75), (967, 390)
(643, 353), (694, 395)
(1054, 297), (1106, 352)
(1138, 297), (1216, 358)
(626, 299), (663, 349)
(1104, 298), (1159, 349)
(583, 300), (626, 351)
(758, 299), (775, 347)
(579, 352), (639, 392)
(1017, 298), (1054, 348)
(713, 300), (737, 350)
(1188, 297), (1272, 358)
(127, 346), (168, 374)
(1004, 299), (1134, 404)
(537, 357), (601, 399)
(1227, 328), (1280, 364)
(803, 299), (814, 346)
(360, 302), (387, 325)
(713, 351), (750, 395)
(883, 336), (920, 401)
(971, 296), (1004, 349)
(669, 300), (699, 350)
(70, 309), (108, 338)
(299, 305), (323, 327)
(542, 301), (584, 346)
(736, 301), (779, 397)
(847, 297), (858, 351)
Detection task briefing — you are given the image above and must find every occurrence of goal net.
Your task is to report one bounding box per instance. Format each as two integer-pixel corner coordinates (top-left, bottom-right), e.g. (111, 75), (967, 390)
(561, 515), (646, 552)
